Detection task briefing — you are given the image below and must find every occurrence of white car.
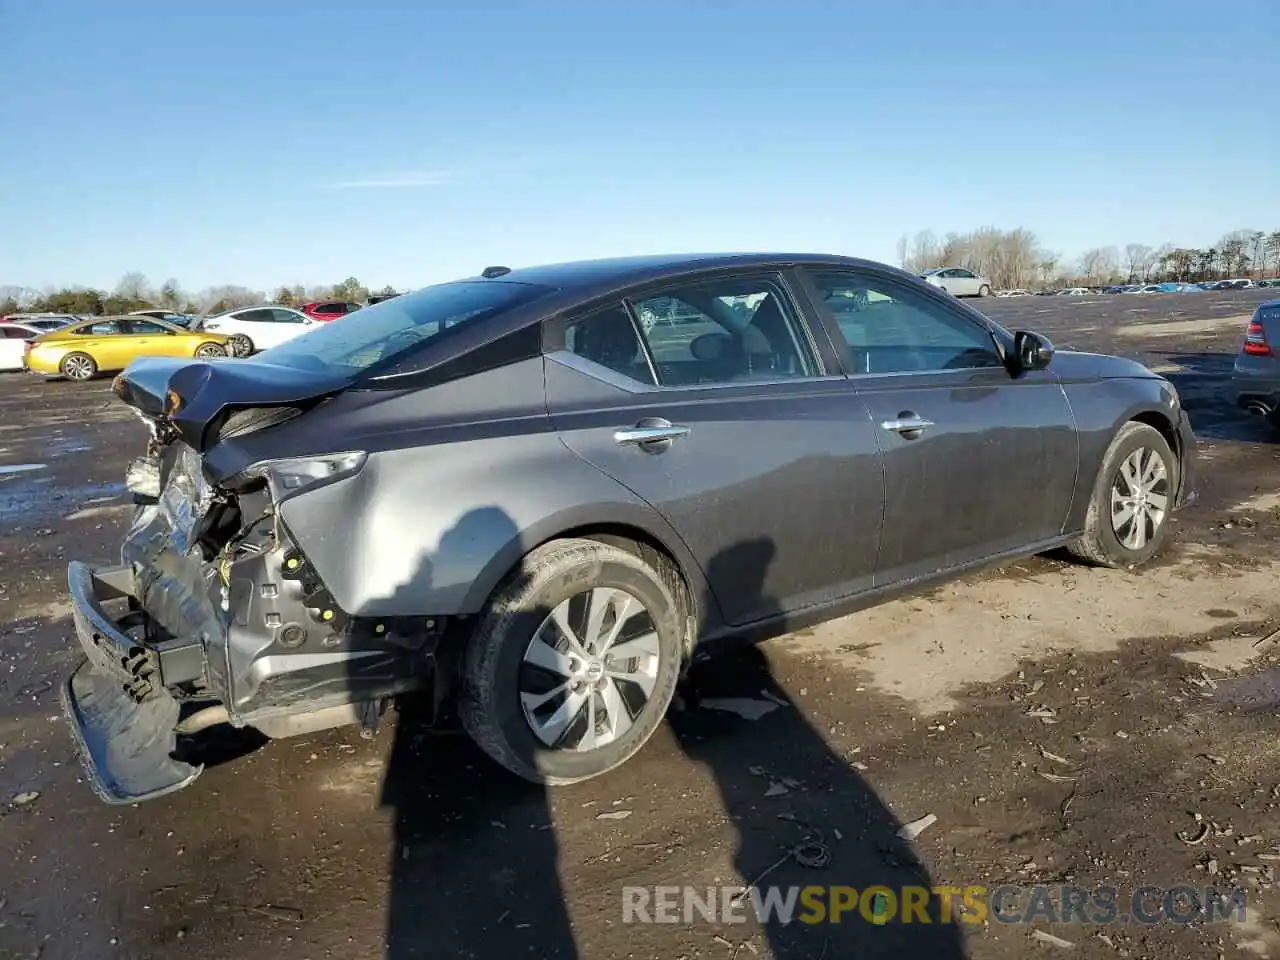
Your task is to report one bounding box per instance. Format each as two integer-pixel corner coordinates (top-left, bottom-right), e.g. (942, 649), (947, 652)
(0, 322), (44, 371)
(197, 305), (319, 355)
(919, 267), (993, 298)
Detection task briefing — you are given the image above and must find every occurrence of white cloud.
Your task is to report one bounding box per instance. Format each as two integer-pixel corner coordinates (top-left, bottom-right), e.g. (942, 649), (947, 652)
(323, 170), (449, 189)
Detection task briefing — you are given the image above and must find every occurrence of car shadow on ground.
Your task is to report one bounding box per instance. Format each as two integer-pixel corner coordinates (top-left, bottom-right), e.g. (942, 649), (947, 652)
(365, 517), (970, 958)
(1150, 351), (1278, 443)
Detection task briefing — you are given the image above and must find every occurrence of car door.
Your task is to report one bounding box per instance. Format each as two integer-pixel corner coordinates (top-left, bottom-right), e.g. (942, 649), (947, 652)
(545, 269), (884, 627)
(796, 267), (1078, 587)
(122, 318), (189, 358)
(66, 319), (127, 369)
(955, 269), (981, 297)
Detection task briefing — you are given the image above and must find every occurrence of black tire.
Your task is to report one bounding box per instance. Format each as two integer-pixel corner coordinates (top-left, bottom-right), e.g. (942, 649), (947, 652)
(228, 334), (253, 357)
(60, 352), (97, 381)
(195, 342), (226, 359)
(459, 538), (684, 785)
(978, 284), (992, 297)
(1066, 421), (1178, 568)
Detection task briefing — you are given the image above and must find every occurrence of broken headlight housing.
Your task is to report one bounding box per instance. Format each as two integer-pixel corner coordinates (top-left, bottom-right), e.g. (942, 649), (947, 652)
(230, 451), (368, 505)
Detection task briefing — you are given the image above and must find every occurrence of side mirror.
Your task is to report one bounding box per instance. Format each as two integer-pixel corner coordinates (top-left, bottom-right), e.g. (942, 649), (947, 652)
(689, 331), (734, 362)
(1013, 330), (1054, 371)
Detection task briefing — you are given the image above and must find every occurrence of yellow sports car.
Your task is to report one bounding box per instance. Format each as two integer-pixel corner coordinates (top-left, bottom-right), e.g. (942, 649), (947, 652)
(24, 315), (232, 381)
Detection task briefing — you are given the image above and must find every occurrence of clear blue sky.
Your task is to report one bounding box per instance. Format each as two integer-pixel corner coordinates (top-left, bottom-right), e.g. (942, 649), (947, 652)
(2, 0), (1276, 293)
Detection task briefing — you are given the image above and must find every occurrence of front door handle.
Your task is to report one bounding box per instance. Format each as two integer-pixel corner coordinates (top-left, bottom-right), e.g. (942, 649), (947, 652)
(614, 418), (690, 451)
(880, 412), (934, 437)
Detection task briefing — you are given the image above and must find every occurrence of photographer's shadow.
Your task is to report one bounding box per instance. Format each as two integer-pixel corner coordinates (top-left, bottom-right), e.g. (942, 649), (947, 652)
(668, 538), (970, 958)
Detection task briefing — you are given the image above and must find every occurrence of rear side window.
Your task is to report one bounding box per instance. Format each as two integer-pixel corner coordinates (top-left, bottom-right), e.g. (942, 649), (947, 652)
(315, 303), (342, 315)
(562, 275), (817, 387)
(75, 320), (123, 336)
(237, 309), (274, 323)
(565, 306), (657, 386)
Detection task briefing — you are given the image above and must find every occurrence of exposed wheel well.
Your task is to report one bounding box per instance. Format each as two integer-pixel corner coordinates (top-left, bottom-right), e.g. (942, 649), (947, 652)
(1127, 410), (1181, 476)
(535, 523), (699, 658)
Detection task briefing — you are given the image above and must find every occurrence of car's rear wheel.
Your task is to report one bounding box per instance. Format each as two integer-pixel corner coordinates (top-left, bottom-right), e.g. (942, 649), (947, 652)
(460, 538), (683, 785)
(1066, 421), (1177, 568)
(60, 352), (97, 381)
(978, 284), (992, 297)
(228, 334), (253, 357)
(195, 343), (226, 359)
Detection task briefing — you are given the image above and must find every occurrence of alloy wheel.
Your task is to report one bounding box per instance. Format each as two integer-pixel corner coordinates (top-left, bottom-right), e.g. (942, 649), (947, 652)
(519, 587), (661, 751)
(1110, 446), (1169, 550)
(63, 355), (93, 380)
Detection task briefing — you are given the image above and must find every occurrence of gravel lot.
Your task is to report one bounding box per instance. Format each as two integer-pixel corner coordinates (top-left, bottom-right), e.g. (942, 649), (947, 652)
(3, 289), (1280, 960)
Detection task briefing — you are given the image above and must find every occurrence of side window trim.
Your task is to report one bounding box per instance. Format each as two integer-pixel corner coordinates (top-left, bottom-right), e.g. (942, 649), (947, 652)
(796, 266), (1007, 378)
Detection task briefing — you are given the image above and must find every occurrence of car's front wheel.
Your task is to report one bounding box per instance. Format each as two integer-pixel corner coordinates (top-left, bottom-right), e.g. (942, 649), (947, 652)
(978, 284), (992, 297)
(195, 343), (226, 359)
(1066, 421), (1177, 568)
(460, 538), (684, 785)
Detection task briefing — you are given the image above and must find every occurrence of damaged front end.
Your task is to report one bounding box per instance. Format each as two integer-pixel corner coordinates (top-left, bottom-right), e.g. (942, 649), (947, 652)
(63, 359), (440, 804)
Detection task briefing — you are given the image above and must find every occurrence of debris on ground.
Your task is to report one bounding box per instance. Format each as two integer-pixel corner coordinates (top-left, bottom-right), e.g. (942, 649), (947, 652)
(1031, 929), (1076, 949)
(1178, 820), (1211, 845)
(10, 791), (40, 807)
(596, 810), (633, 821)
(896, 813), (938, 841)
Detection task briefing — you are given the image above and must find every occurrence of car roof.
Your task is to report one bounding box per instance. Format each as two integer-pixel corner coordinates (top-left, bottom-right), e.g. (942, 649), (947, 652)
(459, 252), (894, 297)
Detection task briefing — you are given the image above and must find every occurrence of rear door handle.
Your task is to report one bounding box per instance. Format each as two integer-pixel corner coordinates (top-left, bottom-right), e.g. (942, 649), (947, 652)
(880, 413), (934, 436)
(614, 418), (690, 449)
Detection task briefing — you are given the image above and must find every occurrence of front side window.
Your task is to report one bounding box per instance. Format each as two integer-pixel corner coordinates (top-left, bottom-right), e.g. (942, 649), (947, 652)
(254, 280), (553, 375)
(806, 270), (1003, 375)
(125, 320), (173, 335)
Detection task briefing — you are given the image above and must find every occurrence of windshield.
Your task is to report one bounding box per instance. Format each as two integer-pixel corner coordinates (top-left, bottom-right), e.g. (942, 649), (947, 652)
(250, 279), (553, 375)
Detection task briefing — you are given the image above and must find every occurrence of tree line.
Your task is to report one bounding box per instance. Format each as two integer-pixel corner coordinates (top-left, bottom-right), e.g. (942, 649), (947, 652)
(896, 227), (1280, 290)
(0, 274), (396, 319)
(6, 227), (1280, 317)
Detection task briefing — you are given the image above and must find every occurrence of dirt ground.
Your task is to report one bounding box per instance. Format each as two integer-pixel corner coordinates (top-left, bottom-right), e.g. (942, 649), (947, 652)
(2, 288), (1280, 960)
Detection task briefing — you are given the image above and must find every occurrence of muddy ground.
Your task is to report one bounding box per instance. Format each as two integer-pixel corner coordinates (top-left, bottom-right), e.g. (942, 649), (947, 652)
(2, 289), (1280, 960)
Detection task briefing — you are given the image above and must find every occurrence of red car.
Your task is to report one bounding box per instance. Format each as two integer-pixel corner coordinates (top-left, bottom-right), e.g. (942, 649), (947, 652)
(300, 300), (362, 322)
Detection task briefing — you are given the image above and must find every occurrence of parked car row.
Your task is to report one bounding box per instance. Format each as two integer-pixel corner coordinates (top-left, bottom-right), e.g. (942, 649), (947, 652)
(994, 278), (1280, 297)
(0, 296), (394, 376)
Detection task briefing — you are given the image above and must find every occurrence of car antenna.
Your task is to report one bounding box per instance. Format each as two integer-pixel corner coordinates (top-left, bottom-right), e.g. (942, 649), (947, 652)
(481, 265), (511, 279)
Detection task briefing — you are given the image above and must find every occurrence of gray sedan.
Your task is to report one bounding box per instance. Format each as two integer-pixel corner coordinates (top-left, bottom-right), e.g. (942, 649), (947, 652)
(1232, 298), (1280, 426)
(61, 252), (1196, 802)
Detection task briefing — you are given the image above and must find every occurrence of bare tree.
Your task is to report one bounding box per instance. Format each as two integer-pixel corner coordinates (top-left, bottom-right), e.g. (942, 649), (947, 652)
(114, 271), (152, 304)
(1078, 248), (1105, 283)
(1123, 244), (1151, 283)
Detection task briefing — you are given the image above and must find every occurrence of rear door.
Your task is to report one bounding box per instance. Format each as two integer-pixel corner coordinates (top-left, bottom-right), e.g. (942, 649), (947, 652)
(796, 266), (1078, 586)
(545, 269), (884, 627)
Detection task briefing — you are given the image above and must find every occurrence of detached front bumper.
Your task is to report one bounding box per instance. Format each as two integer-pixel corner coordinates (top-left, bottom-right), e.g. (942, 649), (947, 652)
(62, 561), (205, 804)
